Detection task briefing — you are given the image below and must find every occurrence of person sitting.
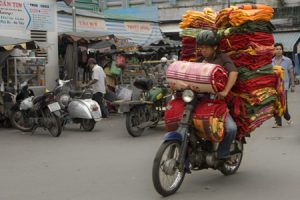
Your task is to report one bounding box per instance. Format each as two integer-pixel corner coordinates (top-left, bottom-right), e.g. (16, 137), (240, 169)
(196, 30), (239, 165)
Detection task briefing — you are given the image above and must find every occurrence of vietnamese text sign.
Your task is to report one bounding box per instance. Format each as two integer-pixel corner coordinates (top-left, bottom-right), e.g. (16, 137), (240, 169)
(76, 17), (106, 32)
(124, 22), (151, 34)
(0, 0), (55, 31)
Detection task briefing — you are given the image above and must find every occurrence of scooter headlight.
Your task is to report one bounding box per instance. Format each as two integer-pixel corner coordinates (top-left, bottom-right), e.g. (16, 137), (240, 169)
(59, 94), (70, 108)
(182, 90), (194, 103)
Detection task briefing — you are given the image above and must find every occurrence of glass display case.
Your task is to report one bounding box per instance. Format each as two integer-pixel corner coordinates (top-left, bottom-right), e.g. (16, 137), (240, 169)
(6, 57), (46, 90)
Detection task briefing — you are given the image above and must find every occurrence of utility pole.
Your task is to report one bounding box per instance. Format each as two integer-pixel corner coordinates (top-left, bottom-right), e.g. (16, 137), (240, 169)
(72, 0), (76, 32)
(71, 0), (78, 88)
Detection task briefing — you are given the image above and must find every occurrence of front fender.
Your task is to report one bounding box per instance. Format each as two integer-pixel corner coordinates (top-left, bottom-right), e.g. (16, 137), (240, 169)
(163, 131), (183, 142)
(52, 110), (62, 118)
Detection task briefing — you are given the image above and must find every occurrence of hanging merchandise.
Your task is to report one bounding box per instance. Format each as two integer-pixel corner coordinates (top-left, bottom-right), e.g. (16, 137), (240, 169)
(110, 61), (122, 76)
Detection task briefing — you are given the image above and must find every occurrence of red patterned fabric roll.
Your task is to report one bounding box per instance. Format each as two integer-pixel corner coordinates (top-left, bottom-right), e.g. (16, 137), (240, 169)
(166, 61), (228, 93)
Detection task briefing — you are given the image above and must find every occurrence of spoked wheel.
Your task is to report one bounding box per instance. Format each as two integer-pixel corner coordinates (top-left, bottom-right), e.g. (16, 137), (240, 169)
(152, 141), (185, 197)
(44, 110), (62, 137)
(219, 140), (243, 176)
(10, 110), (33, 132)
(81, 119), (96, 131)
(125, 107), (145, 137)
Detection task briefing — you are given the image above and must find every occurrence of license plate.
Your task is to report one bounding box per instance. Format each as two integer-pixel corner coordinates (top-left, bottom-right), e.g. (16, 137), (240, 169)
(48, 102), (61, 112)
(92, 112), (101, 119)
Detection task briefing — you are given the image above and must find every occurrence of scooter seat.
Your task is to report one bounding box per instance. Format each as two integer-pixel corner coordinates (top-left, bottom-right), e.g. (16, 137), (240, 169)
(134, 79), (153, 91)
(69, 90), (83, 98)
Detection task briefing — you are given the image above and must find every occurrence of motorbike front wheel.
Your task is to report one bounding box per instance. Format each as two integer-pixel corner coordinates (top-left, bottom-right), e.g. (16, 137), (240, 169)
(152, 141), (185, 197)
(81, 119), (96, 131)
(125, 108), (145, 137)
(44, 110), (62, 137)
(10, 110), (33, 132)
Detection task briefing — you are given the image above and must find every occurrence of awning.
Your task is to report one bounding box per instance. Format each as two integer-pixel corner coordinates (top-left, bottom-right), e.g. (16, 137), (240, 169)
(0, 36), (34, 50)
(160, 23), (182, 33)
(273, 32), (300, 52)
(59, 32), (114, 42)
(57, 14), (163, 46)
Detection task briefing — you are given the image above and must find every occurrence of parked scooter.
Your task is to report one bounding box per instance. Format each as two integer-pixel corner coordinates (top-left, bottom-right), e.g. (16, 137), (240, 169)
(10, 80), (63, 137)
(114, 60), (171, 137)
(54, 79), (102, 131)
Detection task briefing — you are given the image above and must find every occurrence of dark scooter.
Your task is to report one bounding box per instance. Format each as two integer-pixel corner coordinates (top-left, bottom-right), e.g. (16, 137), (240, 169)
(152, 89), (245, 197)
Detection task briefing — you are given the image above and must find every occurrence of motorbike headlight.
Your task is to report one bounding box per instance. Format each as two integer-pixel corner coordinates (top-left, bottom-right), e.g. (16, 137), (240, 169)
(182, 90), (194, 103)
(59, 94), (70, 107)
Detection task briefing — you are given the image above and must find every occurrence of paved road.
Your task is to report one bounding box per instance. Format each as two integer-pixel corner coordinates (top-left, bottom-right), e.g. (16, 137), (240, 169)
(1, 87), (300, 200)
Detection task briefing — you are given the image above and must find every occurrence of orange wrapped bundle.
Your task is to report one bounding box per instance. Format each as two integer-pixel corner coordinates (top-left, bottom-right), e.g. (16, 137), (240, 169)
(216, 4), (274, 28)
(180, 8), (217, 29)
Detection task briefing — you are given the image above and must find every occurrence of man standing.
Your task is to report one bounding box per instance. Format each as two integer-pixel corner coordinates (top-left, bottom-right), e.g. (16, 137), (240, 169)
(272, 43), (295, 128)
(85, 58), (108, 118)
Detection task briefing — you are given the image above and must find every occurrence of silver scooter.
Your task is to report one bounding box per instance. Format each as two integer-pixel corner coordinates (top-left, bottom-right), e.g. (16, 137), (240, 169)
(54, 79), (102, 131)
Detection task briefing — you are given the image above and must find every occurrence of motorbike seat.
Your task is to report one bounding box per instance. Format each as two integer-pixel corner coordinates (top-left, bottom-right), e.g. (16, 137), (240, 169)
(134, 79), (153, 91)
(33, 95), (43, 104)
(69, 90), (83, 98)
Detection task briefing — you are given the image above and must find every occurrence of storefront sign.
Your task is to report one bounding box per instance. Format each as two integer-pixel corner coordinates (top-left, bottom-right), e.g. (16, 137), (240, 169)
(76, 17), (106, 32)
(0, 0), (55, 31)
(124, 22), (151, 34)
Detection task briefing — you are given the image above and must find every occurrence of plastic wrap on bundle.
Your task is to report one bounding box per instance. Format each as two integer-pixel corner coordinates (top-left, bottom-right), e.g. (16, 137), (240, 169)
(166, 61), (228, 94)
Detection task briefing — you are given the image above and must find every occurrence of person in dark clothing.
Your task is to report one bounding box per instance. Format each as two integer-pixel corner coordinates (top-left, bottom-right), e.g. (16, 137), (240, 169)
(196, 30), (239, 165)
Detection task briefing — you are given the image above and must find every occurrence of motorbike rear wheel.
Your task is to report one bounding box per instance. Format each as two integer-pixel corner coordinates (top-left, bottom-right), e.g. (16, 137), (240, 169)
(44, 110), (62, 137)
(81, 119), (95, 131)
(219, 140), (243, 176)
(125, 107), (145, 137)
(152, 141), (185, 197)
(10, 110), (33, 132)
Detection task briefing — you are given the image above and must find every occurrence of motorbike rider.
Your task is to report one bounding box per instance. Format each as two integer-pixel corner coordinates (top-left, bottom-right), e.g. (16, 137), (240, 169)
(84, 58), (108, 118)
(196, 30), (238, 165)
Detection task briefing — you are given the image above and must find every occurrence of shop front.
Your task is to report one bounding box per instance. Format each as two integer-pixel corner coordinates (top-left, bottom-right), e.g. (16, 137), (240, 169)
(0, 0), (59, 92)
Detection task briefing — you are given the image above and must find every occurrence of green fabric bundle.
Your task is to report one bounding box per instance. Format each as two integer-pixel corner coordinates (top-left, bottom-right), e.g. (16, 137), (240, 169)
(180, 28), (203, 38)
(237, 64), (273, 81)
(218, 21), (275, 37)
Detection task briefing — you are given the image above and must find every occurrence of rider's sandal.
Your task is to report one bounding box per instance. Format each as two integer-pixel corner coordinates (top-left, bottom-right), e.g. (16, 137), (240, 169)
(224, 158), (237, 166)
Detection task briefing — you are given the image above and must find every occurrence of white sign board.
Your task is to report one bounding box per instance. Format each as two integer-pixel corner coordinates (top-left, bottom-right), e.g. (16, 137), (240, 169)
(0, 0), (55, 31)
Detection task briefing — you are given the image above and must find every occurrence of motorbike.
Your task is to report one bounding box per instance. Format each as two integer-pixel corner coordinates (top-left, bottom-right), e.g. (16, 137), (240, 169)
(115, 60), (171, 137)
(54, 79), (102, 131)
(10, 80), (63, 137)
(152, 90), (245, 197)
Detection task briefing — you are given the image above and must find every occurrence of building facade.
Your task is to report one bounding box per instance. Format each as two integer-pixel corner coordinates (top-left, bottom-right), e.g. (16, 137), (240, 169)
(99, 0), (300, 52)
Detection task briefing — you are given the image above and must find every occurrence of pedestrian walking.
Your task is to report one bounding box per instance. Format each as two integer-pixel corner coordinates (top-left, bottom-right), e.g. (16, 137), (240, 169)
(272, 43), (295, 128)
